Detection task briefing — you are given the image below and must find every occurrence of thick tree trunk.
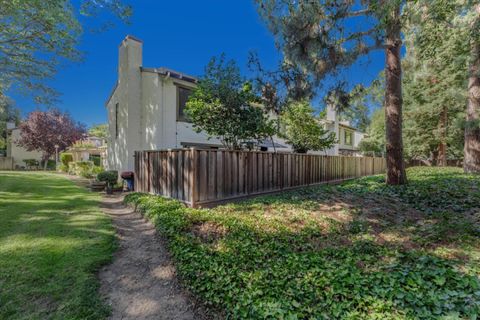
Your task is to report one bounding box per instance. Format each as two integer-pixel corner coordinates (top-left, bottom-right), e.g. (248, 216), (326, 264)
(384, 5), (407, 185)
(438, 106), (447, 167)
(431, 150), (439, 166)
(464, 41), (480, 173)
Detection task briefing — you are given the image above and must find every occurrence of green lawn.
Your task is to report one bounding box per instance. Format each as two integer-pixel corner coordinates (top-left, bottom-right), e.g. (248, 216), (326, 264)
(0, 172), (115, 319)
(126, 167), (480, 319)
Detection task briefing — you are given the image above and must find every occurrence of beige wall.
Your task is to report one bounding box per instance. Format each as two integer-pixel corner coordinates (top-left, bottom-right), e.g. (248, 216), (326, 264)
(107, 36), (223, 173)
(7, 128), (44, 168)
(106, 36), (143, 173)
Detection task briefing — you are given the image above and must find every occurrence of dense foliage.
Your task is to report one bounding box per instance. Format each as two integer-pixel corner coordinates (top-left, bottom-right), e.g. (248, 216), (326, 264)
(255, 0), (407, 184)
(97, 170), (118, 187)
(0, 95), (20, 152)
(17, 109), (85, 170)
(407, 0), (480, 172)
(126, 167), (480, 319)
(60, 153), (73, 166)
(279, 100), (335, 153)
(0, 0), (131, 104)
(359, 54), (466, 162)
(248, 53), (317, 114)
(358, 107), (385, 156)
(185, 55), (275, 150)
(88, 124), (108, 139)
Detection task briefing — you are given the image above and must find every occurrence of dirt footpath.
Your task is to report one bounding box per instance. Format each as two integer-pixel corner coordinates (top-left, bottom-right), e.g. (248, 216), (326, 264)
(98, 194), (207, 320)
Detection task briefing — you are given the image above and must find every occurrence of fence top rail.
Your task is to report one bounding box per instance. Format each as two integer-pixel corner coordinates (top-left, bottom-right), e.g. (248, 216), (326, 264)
(135, 148), (385, 159)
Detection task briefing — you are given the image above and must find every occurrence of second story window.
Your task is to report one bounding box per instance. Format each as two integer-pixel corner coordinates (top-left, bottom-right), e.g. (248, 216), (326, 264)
(344, 130), (353, 146)
(115, 103), (119, 139)
(177, 85), (193, 122)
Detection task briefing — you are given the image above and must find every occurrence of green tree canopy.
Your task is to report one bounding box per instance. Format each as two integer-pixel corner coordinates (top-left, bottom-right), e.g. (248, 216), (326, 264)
(0, 94), (20, 151)
(255, 0), (408, 184)
(406, 0), (480, 172)
(88, 124), (108, 139)
(0, 0), (131, 104)
(358, 107), (385, 157)
(185, 55), (276, 150)
(279, 100), (335, 154)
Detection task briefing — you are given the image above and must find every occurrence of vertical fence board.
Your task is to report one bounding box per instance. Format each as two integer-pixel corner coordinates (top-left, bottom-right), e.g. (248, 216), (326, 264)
(239, 152), (245, 196)
(135, 149), (387, 206)
(208, 151), (216, 200)
(216, 151), (224, 199)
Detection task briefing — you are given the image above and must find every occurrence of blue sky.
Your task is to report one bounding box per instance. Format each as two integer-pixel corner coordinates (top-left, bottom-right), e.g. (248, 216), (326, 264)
(11, 1), (385, 128)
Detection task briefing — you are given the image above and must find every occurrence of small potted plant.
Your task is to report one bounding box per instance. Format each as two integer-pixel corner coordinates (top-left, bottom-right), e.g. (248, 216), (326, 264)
(97, 170), (118, 194)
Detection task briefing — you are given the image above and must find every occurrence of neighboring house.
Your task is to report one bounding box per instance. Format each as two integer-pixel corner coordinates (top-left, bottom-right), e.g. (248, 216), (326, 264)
(67, 135), (107, 166)
(6, 125), (44, 169)
(322, 105), (365, 156)
(106, 35), (365, 173)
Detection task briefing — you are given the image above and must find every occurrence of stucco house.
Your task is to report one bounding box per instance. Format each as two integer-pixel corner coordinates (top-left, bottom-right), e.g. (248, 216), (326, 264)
(105, 35), (365, 173)
(6, 124), (44, 169)
(323, 106), (366, 156)
(67, 135), (107, 165)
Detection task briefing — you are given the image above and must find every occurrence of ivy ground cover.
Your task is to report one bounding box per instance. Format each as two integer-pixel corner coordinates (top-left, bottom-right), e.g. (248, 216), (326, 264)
(0, 172), (115, 319)
(126, 167), (480, 319)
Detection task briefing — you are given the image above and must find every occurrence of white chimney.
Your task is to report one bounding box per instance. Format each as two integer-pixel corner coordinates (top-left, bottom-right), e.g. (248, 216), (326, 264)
(326, 102), (340, 154)
(326, 103), (338, 122)
(118, 35), (143, 171)
(118, 35), (143, 81)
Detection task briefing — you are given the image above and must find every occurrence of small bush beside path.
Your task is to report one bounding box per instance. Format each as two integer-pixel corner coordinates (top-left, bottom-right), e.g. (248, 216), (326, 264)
(126, 167), (480, 319)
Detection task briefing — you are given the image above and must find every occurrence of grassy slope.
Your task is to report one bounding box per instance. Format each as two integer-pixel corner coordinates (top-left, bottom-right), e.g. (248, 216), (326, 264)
(126, 167), (480, 319)
(0, 172), (115, 320)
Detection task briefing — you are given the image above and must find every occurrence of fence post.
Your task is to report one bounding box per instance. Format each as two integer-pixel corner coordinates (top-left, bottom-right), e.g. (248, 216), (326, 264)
(189, 148), (197, 208)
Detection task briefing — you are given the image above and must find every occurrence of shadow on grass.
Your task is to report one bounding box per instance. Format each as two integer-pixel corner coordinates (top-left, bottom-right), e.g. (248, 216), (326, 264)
(126, 167), (480, 318)
(0, 172), (115, 320)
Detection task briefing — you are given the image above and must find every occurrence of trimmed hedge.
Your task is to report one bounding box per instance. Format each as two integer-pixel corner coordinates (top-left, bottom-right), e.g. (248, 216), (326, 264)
(60, 153), (73, 166)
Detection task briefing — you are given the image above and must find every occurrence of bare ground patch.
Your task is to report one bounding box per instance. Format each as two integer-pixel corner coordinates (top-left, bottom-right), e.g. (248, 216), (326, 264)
(98, 194), (212, 320)
(190, 221), (228, 244)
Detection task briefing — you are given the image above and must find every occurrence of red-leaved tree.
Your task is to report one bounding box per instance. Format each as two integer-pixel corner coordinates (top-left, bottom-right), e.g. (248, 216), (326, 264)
(17, 109), (86, 170)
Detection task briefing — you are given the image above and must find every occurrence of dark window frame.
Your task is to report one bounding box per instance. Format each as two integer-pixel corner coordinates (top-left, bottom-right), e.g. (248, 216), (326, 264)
(115, 103), (119, 139)
(176, 84), (193, 122)
(344, 129), (353, 146)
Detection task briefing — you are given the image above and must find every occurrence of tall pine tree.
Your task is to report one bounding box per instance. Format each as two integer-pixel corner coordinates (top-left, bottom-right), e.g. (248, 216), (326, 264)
(255, 0), (407, 184)
(409, 1), (480, 172)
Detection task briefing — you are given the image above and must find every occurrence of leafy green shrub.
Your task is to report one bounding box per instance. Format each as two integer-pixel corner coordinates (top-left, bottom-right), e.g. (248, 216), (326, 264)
(92, 166), (104, 175)
(23, 159), (39, 168)
(60, 153), (73, 166)
(40, 159), (56, 170)
(89, 155), (101, 166)
(124, 169), (480, 319)
(97, 170), (118, 187)
(68, 162), (77, 175)
(57, 163), (69, 172)
(69, 161), (95, 178)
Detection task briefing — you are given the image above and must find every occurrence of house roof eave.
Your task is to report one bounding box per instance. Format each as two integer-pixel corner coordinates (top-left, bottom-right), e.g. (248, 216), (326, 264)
(141, 67), (197, 84)
(105, 81), (119, 107)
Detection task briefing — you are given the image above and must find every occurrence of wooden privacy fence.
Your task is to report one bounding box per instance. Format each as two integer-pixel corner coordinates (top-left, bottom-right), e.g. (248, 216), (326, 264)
(135, 149), (386, 207)
(0, 157), (14, 170)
